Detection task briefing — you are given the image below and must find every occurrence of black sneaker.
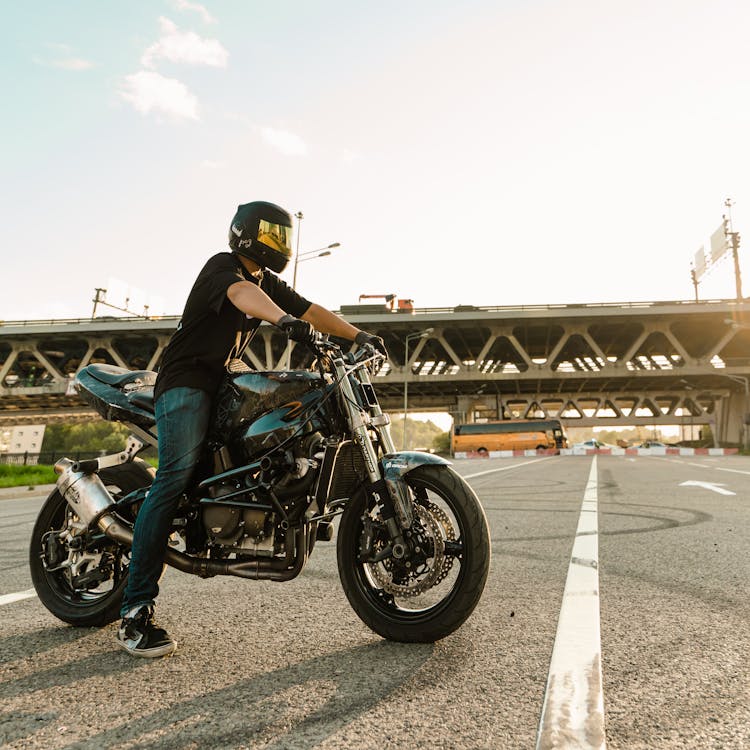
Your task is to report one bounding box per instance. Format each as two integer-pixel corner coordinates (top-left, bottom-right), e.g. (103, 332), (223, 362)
(116, 605), (177, 658)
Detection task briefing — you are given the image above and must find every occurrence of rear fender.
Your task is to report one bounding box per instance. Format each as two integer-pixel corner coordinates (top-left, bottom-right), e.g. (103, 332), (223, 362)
(380, 451), (450, 528)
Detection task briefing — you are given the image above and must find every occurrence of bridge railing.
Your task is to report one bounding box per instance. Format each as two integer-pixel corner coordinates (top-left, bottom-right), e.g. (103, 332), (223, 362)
(0, 297), (745, 329)
(0, 450), (102, 466)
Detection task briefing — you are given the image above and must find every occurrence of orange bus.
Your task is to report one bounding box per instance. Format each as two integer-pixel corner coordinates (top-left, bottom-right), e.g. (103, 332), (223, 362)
(452, 419), (567, 455)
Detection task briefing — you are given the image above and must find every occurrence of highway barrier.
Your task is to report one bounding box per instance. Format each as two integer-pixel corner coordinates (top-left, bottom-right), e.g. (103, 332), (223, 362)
(454, 447), (740, 458)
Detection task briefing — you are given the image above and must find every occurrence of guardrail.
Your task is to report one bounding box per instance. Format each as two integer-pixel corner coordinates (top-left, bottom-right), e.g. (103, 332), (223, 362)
(453, 446), (741, 458)
(0, 450), (103, 466)
(0, 297), (747, 328)
(0, 316), (181, 328)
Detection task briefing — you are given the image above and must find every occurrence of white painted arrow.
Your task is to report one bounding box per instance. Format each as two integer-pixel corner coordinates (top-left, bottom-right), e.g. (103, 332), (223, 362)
(679, 480), (735, 496)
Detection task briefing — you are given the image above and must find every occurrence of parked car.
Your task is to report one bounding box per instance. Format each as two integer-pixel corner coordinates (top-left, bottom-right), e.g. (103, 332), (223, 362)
(572, 439), (617, 450)
(635, 440), (668, 449)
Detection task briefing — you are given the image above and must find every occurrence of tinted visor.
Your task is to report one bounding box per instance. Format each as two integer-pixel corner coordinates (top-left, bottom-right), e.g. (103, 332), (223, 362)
(257, 219), (293, 259)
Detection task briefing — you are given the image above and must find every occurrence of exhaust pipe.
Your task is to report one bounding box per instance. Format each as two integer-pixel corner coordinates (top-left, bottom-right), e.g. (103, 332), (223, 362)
(54, 458), (133, 540)
(54, 458), (308, 582)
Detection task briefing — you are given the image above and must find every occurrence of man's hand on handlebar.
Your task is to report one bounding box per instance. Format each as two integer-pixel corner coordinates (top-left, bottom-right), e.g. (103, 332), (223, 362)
(355, 331), (388, 359)
(277, 314), (315, 345)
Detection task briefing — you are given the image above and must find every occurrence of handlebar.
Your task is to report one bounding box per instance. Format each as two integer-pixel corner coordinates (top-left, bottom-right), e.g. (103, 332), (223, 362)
(307, 332), (385, 367)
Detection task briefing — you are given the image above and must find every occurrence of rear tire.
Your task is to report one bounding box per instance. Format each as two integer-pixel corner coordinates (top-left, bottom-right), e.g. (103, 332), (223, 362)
(337, 464), (490, 643)
(29, 462), (153, 627)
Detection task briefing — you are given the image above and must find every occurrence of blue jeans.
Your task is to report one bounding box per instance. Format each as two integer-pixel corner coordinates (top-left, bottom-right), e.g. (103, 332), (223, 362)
(121, 387), (212, 616)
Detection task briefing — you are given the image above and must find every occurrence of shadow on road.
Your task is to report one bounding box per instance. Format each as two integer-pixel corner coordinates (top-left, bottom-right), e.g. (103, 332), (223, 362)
(51, 640), (434, 749)
(0, 628), (144, 747)
(0, 625), (92, 666)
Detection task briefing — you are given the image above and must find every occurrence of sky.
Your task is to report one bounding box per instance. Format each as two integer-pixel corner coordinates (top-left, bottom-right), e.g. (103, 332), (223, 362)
(3, 0), (750, 322)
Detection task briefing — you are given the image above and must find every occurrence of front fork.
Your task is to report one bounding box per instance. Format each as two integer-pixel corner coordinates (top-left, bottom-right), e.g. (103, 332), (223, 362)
(333, 358), (412, 558)
(335, 358), (449, 563)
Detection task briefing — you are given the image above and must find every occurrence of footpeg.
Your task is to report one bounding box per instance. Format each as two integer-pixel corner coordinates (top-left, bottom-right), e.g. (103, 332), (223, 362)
(316, 521), (334, 541)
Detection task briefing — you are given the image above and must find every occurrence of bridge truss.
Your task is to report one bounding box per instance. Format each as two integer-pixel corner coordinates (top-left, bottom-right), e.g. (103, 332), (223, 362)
(1, 299), (749, 443)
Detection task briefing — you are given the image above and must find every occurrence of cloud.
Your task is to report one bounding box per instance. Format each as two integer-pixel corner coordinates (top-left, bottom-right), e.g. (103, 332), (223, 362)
(119, 70), (199, 120)
(260, 127), (308, 156)
(200, 159), (224, 168)
(33, 44), (94, 70)
(52, 57), (94, 70)
(142, 17), (228, 68)
(170, 0), (216, 24)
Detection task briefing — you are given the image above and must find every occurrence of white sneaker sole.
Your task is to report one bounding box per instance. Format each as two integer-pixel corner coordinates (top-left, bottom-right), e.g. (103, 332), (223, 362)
(116, 639), (177, 658)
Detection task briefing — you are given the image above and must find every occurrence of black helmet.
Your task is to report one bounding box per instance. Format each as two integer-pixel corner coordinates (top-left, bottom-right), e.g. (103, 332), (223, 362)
(228, 201), (293, 273)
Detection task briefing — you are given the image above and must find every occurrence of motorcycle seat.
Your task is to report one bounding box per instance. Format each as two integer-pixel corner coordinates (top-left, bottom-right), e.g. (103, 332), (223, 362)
(86, 364), (157, 388)
(128, 387), (155, 412)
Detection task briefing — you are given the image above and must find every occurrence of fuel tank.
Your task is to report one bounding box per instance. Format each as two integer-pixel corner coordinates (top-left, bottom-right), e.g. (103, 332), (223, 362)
(211, 370), (333, 461)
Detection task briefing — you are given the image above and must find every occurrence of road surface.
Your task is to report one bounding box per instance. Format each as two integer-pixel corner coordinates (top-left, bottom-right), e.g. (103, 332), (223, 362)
(1, 455), (748, 748)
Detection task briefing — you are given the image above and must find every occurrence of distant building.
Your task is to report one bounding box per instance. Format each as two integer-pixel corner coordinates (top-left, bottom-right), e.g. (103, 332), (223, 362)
(0, 425), (46, 457)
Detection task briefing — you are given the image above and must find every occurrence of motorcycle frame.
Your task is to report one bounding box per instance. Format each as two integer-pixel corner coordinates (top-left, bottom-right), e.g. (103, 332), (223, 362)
(52, 341), (447, 584)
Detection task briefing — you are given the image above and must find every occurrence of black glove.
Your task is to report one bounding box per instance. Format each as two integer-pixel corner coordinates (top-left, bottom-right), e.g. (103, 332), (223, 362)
(277, 314), (315, 345)
(355, 330), (388, 359)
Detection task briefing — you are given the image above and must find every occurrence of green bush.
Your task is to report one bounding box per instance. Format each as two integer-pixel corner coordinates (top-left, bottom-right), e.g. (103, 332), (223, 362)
(0, 464), (57, 488)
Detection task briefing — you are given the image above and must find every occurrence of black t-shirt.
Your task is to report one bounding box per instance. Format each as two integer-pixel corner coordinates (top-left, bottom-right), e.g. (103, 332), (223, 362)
(154, 252), (312, 400)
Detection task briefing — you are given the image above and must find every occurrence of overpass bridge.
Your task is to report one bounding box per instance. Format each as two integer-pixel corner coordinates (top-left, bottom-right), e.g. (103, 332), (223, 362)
(1, 298), (749, 444)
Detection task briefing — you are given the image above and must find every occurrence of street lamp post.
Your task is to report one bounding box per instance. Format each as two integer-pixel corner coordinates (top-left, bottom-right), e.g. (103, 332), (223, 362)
(292, 211), (303, 287)
(292, 242), (341, 290)
(285, 213), (340, 368)
(402, 328), (434, 450)
(290, 210), (342, 289)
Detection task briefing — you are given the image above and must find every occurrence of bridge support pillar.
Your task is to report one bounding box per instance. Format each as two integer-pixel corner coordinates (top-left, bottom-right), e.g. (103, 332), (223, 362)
(719, 391), (748, 446)
(456, 394), (502, 424)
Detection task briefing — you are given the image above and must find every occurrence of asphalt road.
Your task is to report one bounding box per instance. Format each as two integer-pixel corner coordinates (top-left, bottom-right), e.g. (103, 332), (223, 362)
(1, 455), (748, 749)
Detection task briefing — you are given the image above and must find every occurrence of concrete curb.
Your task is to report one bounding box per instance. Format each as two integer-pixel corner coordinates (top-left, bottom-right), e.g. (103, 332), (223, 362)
(0, 483), (56, 501)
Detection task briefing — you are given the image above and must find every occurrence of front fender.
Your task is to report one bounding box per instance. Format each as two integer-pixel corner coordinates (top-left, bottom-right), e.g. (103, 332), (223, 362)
(381, 451), (449, 478)
(380, 452), (450, 528)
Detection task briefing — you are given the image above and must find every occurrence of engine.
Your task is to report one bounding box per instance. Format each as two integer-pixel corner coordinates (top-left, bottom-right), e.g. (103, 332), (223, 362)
(202, 503), (276, 556)
(200, 434), (324, 557)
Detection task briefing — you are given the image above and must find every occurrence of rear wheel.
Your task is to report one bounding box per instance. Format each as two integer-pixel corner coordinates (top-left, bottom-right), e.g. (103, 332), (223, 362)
(29, 462), (153, 627)
(337, 464), (490, 643)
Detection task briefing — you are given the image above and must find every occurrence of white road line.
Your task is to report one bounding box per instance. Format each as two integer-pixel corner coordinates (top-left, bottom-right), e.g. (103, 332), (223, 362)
(537, 455), (606, 750)
(463, 456), (554, 480)
(0, 588), (37, 606)
(716, 467), (750, 476)
(680, 480), (735, 496)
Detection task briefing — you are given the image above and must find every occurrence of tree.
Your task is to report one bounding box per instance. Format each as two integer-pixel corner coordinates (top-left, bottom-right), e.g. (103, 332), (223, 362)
(387, 416), (448, 451)
(42, 421), (133, 455)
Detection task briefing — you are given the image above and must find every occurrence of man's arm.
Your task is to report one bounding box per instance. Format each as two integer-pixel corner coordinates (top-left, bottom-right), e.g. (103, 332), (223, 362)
(301, 303), (361, 341)
(304, 303), (387, 356)
(227, 281), (287, 323)
(227, 283), (361, 339)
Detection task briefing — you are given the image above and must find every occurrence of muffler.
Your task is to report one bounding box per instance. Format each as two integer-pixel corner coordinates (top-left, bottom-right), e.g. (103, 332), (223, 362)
(54, 458), (133, 539)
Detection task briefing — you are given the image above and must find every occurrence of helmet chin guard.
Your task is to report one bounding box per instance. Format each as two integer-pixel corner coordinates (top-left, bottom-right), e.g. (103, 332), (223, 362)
(228, 201), (293, 273)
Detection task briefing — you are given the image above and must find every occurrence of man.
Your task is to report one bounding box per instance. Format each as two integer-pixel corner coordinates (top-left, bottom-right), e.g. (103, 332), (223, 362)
(117, 200), (385, 657)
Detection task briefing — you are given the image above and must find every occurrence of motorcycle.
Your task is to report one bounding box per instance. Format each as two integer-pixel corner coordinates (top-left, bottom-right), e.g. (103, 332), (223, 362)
(29, 335), (490, 642)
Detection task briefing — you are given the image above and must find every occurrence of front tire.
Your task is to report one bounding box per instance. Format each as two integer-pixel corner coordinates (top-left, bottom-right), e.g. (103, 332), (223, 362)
(29, 462), (153, 627)
(337, 464), (490, 642)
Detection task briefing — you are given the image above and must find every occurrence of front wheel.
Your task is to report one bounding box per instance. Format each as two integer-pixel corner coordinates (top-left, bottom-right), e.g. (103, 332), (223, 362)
(337, 464), (490, 642)
(29, 462), (153, 627)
